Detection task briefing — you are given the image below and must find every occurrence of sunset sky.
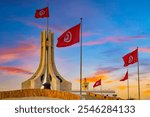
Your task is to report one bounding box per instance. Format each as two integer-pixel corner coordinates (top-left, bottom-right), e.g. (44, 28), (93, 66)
(0, 0), (150, 99)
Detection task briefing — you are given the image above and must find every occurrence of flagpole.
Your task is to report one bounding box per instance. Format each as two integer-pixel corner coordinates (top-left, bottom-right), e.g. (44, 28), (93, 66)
(47, 15), (49, 35)
(137, 47), (140, 100)
(80, 18), (83, 100)
(46, 1), (49, 37)
(127, 70), (129, 99)
(100, 79), (102, 95)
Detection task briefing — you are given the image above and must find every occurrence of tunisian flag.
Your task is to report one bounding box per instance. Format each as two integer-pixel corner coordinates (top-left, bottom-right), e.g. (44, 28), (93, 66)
(122, 48), (138, 67)
(93, 79), (101, 88)
(56, 24), (80, 47)
(120, 71), (128, 81)
(35, 7), (49, 18)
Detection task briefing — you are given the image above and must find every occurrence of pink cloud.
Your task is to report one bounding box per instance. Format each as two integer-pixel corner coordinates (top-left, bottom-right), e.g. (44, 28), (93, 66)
(11, 17), (101, 38)
(82, 31), (101, 37)
(10, 17), (45, 29)
(139, 47), (150, 53)
(11, 17), (64, 32)
(95, 67), (120, 75)
(0, 40), (38, 64)
(0, 41), (37, 54)
(83, 35), (147, 46)
(0, 54), (19, 64)
(0, 66), (33, 75)
(83, 40), (106, 46)
(130, 47), (150, 53)
(26, 21), (45, 29)
(51, 25), (67, 33)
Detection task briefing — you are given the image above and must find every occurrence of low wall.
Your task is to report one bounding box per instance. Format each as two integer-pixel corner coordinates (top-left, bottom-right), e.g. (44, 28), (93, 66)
(86, 92), (122, 100)
(0, 89), (80, 100)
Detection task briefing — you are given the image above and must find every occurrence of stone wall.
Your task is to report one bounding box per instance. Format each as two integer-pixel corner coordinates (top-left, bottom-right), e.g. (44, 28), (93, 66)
(0, 89), (80, 100)
(86, 92), (122, 100)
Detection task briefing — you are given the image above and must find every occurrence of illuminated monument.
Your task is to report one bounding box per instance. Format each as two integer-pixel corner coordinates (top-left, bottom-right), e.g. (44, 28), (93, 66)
(22, 30), (72, 91)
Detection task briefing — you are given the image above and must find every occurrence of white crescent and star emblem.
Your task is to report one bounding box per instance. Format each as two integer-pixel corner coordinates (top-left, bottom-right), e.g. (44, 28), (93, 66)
(64, 31), (72, 43)
(39, 10), (45, 16)
(128, 55), (133, 63)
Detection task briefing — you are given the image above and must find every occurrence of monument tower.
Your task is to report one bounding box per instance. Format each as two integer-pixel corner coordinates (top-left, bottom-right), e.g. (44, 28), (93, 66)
(22, 30), (72, 91)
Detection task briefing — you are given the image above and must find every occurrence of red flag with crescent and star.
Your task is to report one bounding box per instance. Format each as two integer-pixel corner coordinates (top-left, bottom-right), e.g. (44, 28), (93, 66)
(122, 48), (138, 67)
(56, 24), (80, 47)
(35, 7), (49, 18)
(93, 79), (101, 88)
(120, 71), (128, 81)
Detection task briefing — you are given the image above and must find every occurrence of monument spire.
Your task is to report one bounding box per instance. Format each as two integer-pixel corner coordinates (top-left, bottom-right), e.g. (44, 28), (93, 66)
(22, 30), (71, 91)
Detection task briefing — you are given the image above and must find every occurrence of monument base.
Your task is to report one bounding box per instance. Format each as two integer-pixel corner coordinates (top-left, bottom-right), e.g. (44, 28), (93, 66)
(0, 89), (80, 100)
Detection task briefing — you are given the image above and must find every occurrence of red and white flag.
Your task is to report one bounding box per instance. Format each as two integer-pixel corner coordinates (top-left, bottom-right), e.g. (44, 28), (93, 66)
(56, 24), (80, 47)
(122, 48), (138, 67)
(35, 7), (49, 18)
(120, 71), (128, 81)
(93, 79), (101, 88)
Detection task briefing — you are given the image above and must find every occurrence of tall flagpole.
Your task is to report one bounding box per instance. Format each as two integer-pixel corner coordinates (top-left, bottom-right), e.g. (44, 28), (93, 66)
(80, 18), (83, 99)
(46, 0), (49, 38)
(47, 14), (49, 35)
(127, 70), (129, 99)
(137, 47), (140, 100)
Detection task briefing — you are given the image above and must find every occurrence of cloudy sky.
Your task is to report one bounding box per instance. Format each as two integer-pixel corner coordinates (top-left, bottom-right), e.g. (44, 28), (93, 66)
(0, 0), (150, 99)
